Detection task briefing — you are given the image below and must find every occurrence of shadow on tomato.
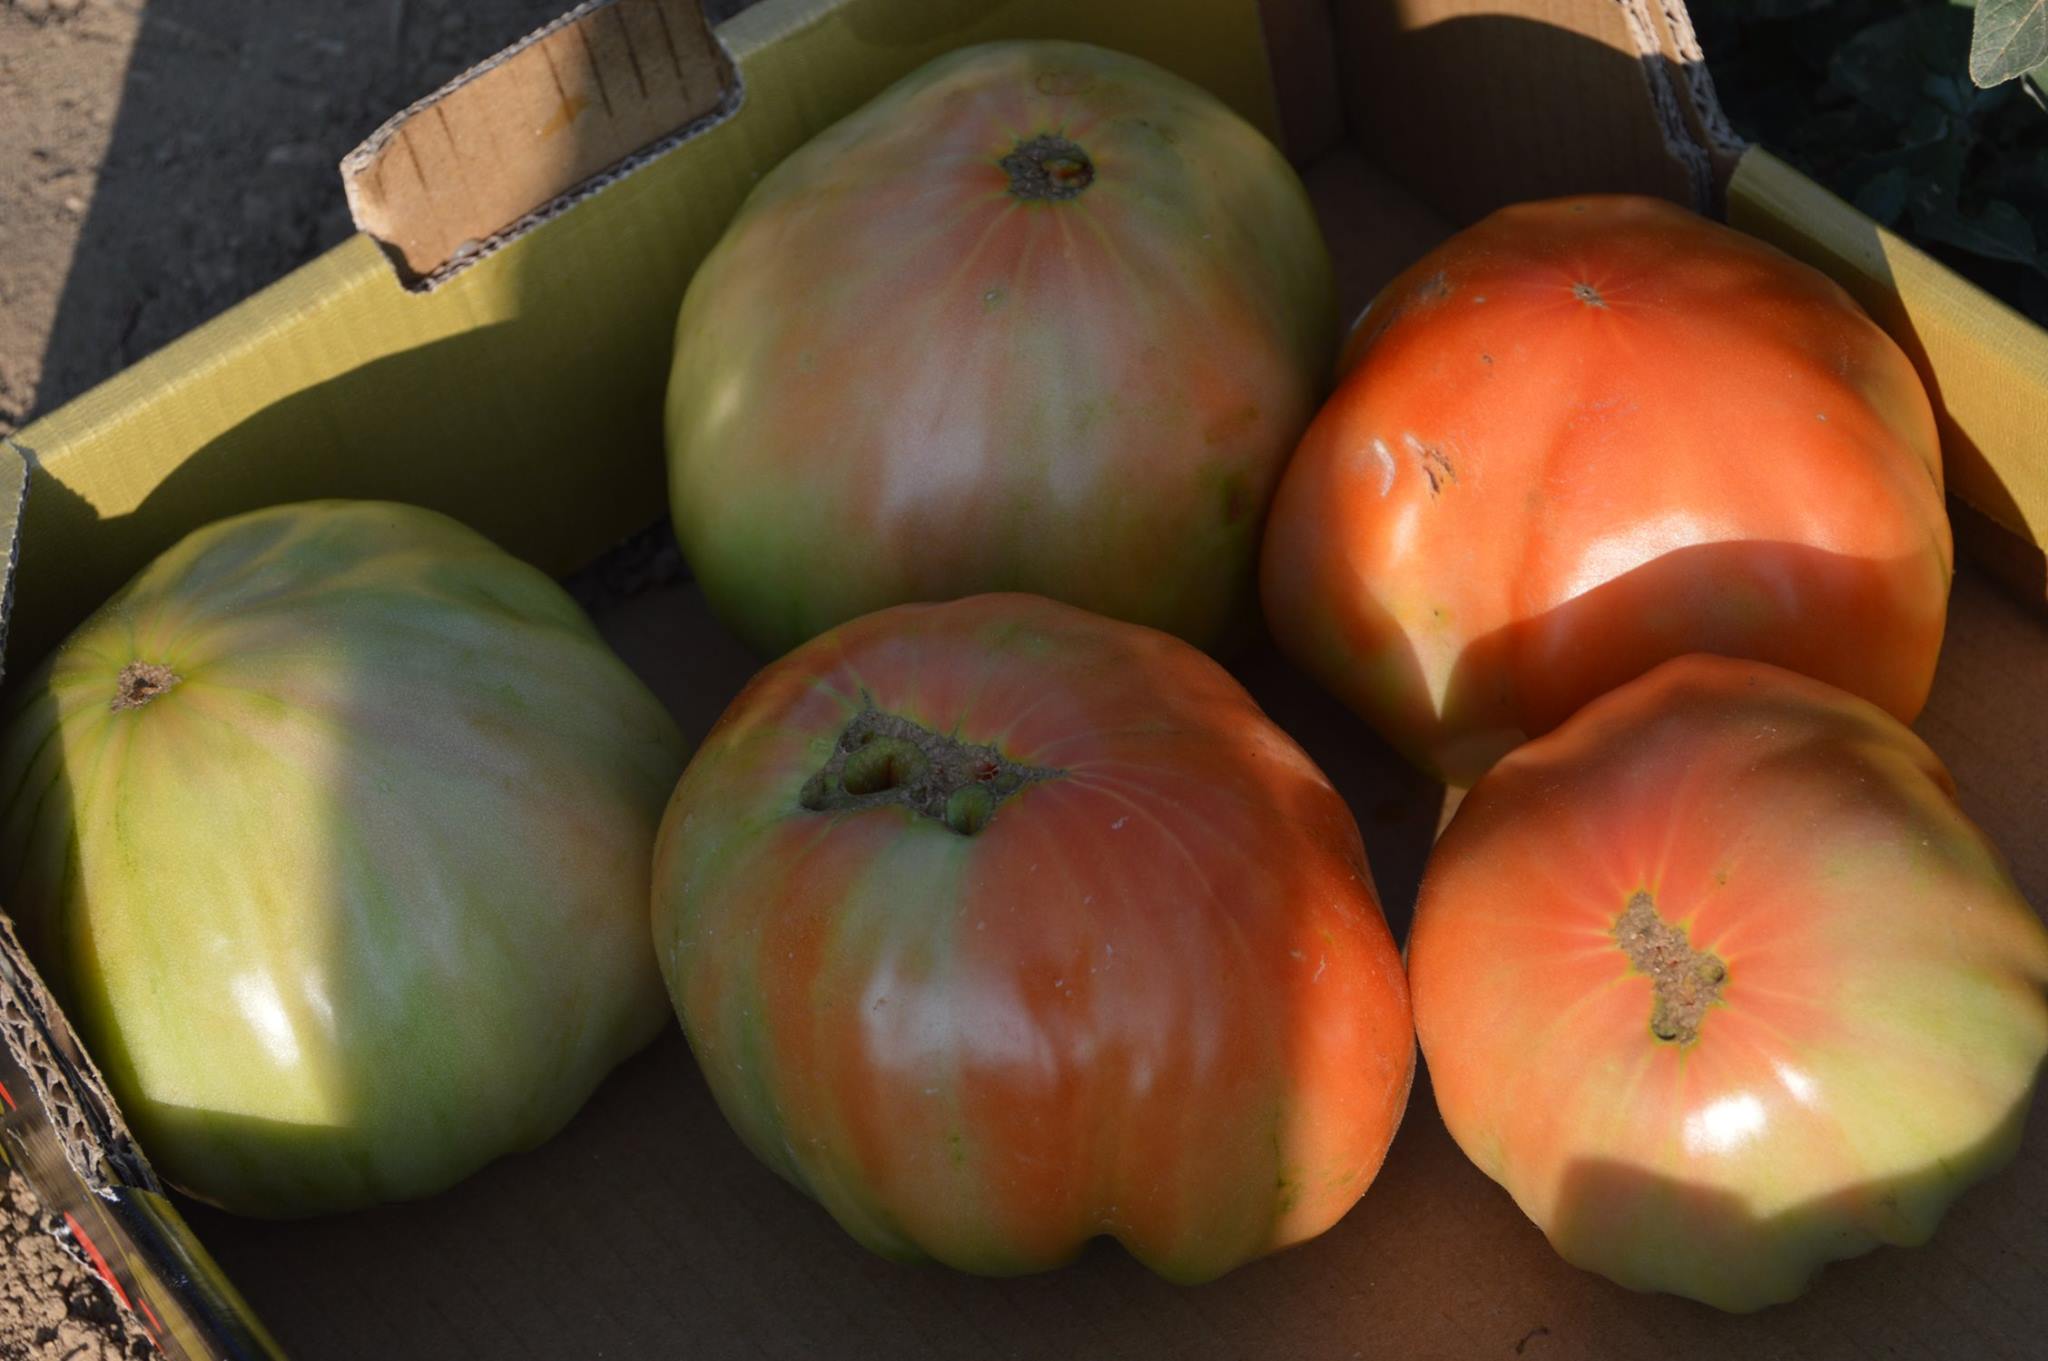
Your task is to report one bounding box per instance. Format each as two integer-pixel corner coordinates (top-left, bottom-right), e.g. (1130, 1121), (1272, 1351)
(1540, 1050), (2039, 1313)
(1436, 534), (1949, 777)
(1230, 624), (1440, 940)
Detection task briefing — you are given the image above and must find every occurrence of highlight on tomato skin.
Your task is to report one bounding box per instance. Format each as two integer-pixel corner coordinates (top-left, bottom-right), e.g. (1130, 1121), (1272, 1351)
(1406, 654), (2048, 1312)
(1261, 193), (1953, 786)
(650, 593), (1416, 1283)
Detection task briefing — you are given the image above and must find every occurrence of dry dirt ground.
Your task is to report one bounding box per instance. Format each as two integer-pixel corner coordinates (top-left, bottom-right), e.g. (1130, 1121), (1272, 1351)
(0, 0), (742, 1354)
(0, 1171), (155, 1361)
(0, 0), (585, 436)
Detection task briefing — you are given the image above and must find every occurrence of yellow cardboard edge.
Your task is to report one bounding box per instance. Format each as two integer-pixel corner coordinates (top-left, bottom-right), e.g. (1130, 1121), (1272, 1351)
(0, 441), (25, 683)
(2, 0), (1280, 673)
(1726, 146), (2048, 555)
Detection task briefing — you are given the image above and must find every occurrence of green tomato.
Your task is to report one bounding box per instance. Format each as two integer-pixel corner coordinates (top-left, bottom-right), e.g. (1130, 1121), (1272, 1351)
(0, 501), (684, 1216)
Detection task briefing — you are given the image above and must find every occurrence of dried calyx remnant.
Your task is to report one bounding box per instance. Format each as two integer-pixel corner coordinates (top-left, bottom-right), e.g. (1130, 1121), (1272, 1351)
(1614, 890), (1726, 1044)
(1002, 135), (1094, 202)
(111, 662), (180, 712)
(800, 707), (1061, 837)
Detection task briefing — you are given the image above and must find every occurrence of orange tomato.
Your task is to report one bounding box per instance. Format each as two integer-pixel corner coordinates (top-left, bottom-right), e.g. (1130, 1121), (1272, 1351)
(1261, 195), (1951, 784)
(651, 594), (1413, 1281)
(1408, 655), (2048, 1310)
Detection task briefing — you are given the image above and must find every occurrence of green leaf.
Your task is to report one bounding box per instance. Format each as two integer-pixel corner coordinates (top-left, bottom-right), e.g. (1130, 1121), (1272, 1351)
(1701, 0), (2048, 328)
(1970, 0), (2048, 86)
(1885, 134), (1970, 209)
(1974, 146), (2048, 208)
(1853, 168), (1914, 225)
(1924, 73), (1972, 111)
(2022, 270), (2048, 326)
(1737, 0), (1837, 16)
(1903, 104), (1954, 147)
(1832, 10), (1975, 122)
(1911, 196), (2047, 269)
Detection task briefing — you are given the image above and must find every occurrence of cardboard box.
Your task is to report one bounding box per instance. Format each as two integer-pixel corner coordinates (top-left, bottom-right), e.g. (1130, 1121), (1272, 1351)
(3, 0), (2043, 1355)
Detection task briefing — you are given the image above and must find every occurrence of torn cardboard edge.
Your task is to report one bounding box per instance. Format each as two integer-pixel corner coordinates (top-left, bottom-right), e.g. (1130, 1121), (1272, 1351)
(0, 907), (158, 1200)
(1, 1038), (286, 1360)
(1650, 0), (1746, 174)
(1614, 0), (1716, 212)
(342, 0), (744, 290)
(0, 442), (23, 683)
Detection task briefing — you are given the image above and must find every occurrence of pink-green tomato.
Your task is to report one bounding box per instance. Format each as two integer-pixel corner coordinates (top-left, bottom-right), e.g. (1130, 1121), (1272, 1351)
(651, 594), (1414, 1282)
(0, 501), (685, 1216)
(1408, 654), (2048, 1310)
(665, 39), (1335, 657)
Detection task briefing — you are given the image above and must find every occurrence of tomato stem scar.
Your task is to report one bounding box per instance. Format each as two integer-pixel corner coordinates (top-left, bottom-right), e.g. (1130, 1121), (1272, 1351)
(1001, 135), (1095, 201)
(111, 662), (180, 712)
(799, 708), (1061, 836)
(1615, 891), (1726, 1045)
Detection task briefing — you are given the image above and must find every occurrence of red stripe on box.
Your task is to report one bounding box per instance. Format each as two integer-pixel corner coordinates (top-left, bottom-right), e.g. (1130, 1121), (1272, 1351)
(62, 1211), (136, 1313)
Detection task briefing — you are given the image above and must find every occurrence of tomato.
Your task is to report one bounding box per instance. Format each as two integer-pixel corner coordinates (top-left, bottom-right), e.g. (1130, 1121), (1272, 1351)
(1407, 654), (2048, 1311)
(650, 594), (1413, 1281)
(0, 502), (686, 1216)
(666, 40), (1335, 657)
(1260, 195), (1952, 784)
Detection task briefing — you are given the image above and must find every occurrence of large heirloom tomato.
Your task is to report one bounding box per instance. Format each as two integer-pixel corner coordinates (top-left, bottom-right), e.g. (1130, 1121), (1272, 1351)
(0, 502), (685, 1216)
(651, 594), (1413, 1281)
(1408, 655), (2048, 1311)
(666, 40), (1335, 657)
(1261, 195), (1951, 784)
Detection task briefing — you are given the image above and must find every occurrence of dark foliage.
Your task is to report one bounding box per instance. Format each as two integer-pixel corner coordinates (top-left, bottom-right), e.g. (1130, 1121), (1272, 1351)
(1696, 0), (2048, 324)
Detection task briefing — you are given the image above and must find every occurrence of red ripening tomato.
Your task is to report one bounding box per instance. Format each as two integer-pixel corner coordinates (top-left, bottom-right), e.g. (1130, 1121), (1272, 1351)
(1261, 195), (1952, 784)
(1408, 655), (2048, 1311)
(651, 594), (1413, 1282)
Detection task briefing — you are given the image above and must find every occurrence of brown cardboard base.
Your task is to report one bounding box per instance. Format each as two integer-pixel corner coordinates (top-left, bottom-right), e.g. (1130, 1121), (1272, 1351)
(20, 67), (2048, 1359)
(173, 562), (2048, 1360)
(4, 0), (2031, 1350)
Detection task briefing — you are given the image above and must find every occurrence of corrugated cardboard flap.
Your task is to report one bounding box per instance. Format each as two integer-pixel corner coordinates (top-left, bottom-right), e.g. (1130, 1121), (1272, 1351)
(1332, 0), (1715, 222)
(0, 895), (153, 1197)
(342, 0), (741, 287)
(0, 886), (285, 1359)
(1728, 148), (2048, 607)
